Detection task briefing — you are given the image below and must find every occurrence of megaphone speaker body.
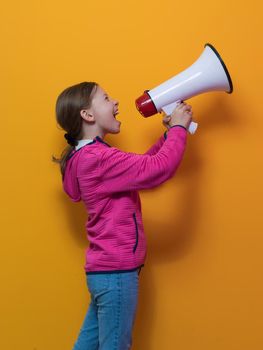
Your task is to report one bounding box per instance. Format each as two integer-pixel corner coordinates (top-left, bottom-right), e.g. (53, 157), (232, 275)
(135, 43), (233, 134)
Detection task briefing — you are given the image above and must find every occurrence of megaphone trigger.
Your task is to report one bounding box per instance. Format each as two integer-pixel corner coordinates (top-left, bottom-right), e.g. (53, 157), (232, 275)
(161, 101), (181, 116)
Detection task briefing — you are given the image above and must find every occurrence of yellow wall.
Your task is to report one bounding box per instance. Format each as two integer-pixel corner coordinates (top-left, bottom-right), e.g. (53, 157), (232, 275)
(1, 0), (263, 349)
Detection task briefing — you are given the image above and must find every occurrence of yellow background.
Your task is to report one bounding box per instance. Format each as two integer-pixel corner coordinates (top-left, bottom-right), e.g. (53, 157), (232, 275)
(1, 0), (263, 349)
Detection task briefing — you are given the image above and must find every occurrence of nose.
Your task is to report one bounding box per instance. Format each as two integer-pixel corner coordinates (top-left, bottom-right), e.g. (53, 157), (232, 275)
(113, 98), (119, 107)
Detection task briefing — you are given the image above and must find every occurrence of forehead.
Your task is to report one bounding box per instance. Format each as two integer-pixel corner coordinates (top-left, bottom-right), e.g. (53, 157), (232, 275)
(91, 85), (108, 107)
(94, 85), (107, 98)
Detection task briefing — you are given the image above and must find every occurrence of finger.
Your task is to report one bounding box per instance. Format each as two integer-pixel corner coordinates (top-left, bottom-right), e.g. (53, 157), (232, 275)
(163, 116), (171, 122)
(181, 105), (189, 111)
(177, 102), (185, 109)
(182, 104), (192, 111)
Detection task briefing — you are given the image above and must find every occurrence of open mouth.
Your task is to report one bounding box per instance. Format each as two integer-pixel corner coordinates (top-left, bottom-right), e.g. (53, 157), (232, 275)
(113, 110), (119, 118)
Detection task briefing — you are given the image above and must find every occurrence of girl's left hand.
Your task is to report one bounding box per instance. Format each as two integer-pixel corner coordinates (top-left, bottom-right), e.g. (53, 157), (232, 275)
(162, 113), (172, 130)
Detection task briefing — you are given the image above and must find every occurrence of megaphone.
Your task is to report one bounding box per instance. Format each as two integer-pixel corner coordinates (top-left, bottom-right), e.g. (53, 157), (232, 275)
(135, 43), (233, 134)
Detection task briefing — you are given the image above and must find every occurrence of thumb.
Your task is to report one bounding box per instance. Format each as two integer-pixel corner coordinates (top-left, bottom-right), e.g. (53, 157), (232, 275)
(163, 115), (171, 123)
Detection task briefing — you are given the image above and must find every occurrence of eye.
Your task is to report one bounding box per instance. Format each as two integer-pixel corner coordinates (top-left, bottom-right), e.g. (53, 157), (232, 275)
(105, 96), (109, 101)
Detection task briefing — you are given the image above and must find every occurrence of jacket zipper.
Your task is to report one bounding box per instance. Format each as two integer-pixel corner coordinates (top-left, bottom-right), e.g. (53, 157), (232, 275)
(133, 213), (139, 253)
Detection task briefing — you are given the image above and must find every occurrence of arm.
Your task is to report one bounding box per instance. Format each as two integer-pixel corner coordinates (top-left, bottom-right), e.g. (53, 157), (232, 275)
(97, 126), (187, 195)
(143, 132), (167, 156)
(144, 106), (189, 155)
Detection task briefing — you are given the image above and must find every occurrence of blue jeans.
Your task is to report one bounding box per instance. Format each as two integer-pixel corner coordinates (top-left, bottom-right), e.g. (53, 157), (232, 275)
(72, 268), (141, 350)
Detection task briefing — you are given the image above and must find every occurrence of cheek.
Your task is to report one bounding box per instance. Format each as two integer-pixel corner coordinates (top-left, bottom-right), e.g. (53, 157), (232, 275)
(99, 103), (112, 116)
(95, 105), (111, 121)
(99, 108), (114, 126)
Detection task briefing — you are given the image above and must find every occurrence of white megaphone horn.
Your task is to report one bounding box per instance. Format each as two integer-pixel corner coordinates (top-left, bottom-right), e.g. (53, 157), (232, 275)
(135, 43), (233, 134)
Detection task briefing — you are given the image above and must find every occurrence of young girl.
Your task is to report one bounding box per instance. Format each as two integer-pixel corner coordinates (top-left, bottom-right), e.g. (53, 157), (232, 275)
(53, 81), (193, 350)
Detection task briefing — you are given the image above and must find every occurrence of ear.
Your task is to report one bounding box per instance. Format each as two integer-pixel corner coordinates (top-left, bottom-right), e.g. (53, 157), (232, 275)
(80, 109), (94, 122)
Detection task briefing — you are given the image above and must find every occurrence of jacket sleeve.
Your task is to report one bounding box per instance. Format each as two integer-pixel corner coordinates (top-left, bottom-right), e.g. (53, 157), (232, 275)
(97, 126), (187, 195)
(143, 131), (167, 156)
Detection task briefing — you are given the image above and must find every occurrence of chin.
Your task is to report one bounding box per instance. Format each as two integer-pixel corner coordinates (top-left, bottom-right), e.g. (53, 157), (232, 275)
(112, 125), (121, 134)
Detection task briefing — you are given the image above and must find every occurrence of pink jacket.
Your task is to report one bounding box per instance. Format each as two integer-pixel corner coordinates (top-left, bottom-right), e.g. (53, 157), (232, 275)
(63, 126), (187, 273)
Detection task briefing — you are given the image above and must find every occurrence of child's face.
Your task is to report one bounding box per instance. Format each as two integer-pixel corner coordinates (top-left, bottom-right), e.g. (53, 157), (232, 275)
(84, 85), (120, 136)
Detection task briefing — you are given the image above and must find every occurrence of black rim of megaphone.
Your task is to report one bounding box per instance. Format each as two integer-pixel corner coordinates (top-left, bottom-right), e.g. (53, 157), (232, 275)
(205, 43), (233, 93)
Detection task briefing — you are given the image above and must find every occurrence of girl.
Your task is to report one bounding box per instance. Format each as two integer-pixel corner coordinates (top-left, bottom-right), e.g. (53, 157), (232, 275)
(52, 81), (193, 350)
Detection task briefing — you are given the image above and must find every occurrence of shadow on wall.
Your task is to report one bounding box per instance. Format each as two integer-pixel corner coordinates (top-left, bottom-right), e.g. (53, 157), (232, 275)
(146, 94), (238, 261)
(132, 95), (238, 350)
(57, 95), (238, 349)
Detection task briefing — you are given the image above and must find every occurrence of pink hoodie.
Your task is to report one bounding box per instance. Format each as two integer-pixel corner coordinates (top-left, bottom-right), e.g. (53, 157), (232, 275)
(63, 126), (187, 273)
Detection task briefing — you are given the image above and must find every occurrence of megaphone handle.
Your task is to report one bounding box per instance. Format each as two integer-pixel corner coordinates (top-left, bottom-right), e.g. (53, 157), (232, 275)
(161, 102), (198, 134)
(188, 121), (198, 134)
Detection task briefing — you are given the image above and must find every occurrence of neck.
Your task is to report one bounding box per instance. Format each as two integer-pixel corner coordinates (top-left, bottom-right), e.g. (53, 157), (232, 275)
(81, 124), (105, 140)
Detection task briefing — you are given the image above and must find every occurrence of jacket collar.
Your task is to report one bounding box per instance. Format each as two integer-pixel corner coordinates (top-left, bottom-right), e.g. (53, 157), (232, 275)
(95, 136), (111, 147)
(75, 138), (94, 150)
(74, 136), (111, 151)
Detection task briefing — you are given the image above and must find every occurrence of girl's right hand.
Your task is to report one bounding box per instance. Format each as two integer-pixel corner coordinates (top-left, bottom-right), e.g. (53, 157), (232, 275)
(165, 102), (193, 130)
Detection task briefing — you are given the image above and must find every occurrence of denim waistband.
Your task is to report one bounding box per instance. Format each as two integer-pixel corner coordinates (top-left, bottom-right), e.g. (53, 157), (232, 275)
(85, 264), (144, 275)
